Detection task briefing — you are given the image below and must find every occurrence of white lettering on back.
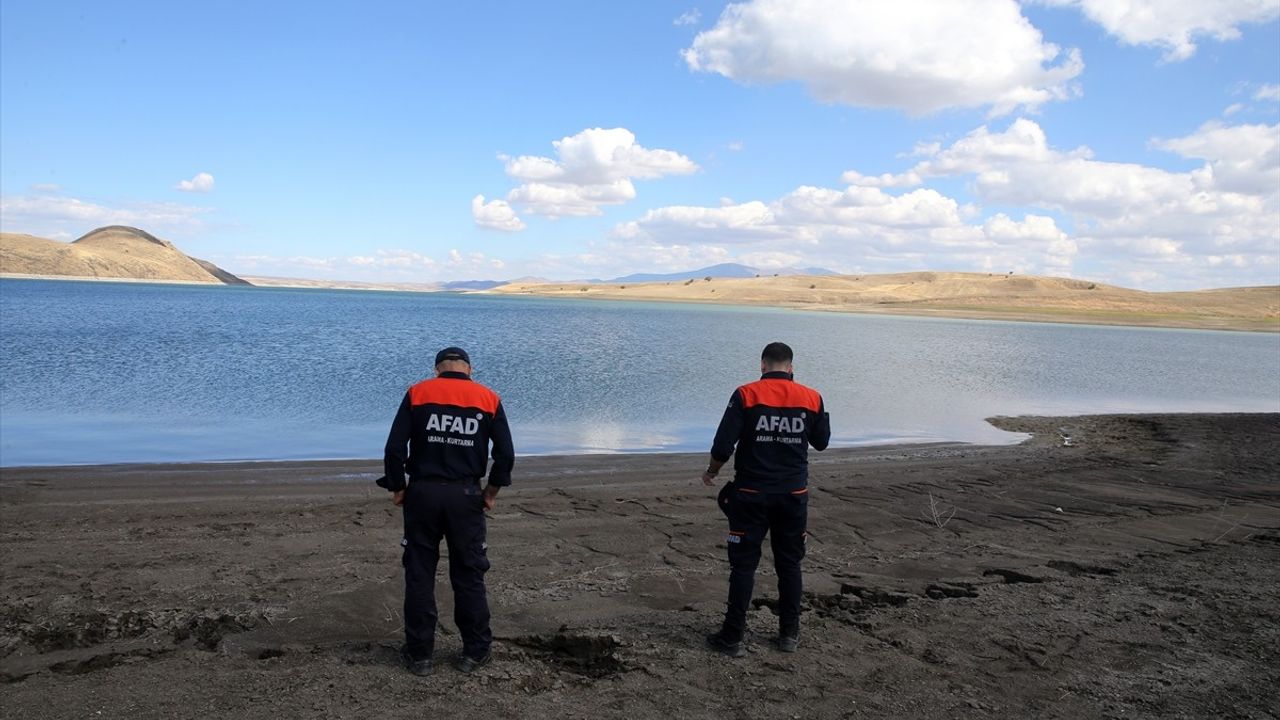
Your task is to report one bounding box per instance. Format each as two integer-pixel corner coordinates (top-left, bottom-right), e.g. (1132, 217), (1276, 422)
(424, 413), (480, 435)
(756, 415), (804, 433)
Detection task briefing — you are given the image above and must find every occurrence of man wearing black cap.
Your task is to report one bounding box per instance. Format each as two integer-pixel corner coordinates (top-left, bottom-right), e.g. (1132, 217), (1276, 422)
(380, 346), (515, 676)
(701, 342), (830, 657)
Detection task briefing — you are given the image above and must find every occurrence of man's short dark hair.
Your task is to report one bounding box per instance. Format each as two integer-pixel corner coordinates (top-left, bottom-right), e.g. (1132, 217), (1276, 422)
(761, 342), (793, 364)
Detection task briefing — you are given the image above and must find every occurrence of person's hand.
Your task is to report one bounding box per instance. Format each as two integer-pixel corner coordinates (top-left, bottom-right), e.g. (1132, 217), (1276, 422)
(482, 485), (500, 511)
(701, 471), (718, 487)
(392, 490), (406, 507)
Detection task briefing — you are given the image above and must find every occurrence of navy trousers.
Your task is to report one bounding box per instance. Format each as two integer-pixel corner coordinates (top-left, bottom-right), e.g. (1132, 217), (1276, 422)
(401, 481), (492, 660)
(718, 482), (808, 641)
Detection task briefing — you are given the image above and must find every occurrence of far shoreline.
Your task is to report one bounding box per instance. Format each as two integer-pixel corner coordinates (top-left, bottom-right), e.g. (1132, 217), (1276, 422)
(489, 285), (1280, 333)
(4, 272), (1276, 333)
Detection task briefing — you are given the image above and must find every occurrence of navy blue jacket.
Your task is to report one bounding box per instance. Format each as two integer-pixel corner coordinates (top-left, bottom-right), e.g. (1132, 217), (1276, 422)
(711, 371), (831, 492)
(382, 371), (515, 491)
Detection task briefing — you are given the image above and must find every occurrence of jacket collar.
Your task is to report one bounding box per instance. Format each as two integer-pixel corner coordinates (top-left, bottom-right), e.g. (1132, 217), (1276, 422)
(439, 371), (472, 380)
(761, 370), (793, 380)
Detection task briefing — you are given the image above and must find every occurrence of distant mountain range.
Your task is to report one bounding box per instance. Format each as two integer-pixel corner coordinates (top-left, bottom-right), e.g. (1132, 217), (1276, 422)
(0, 226), (248, 285)
(442, 277), (548, 290)
(609, 262), (838, 283)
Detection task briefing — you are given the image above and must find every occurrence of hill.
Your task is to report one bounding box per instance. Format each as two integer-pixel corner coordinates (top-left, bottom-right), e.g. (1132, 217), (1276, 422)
(0, 226), (248, 285)
(493, 271), (1280, 332)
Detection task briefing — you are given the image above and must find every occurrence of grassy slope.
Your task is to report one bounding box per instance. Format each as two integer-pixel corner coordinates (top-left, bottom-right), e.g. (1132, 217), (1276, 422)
(493, 272), (1280, 332)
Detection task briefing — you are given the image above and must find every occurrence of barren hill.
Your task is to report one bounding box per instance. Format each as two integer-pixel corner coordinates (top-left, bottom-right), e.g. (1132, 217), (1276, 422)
(0, 226), (248, 285)
(494, 271), (1280, 332)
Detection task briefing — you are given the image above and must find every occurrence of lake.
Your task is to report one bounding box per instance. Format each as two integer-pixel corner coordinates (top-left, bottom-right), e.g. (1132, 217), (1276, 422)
(1, 278), (1277, 466)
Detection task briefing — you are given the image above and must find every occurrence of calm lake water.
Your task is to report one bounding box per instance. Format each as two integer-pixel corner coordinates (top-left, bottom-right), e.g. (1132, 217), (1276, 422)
(1, 278), (1277, 466)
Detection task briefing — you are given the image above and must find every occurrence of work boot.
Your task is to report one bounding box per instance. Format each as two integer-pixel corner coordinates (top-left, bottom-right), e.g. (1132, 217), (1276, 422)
(776, 632), (800, 653)
(453, 651), (492, 673)
(706, 629), (747, 658)
(401, 647), (433, 677)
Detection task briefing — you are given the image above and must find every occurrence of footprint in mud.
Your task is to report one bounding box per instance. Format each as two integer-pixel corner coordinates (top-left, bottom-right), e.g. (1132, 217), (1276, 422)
(838, 584), (915, 607)
(983, 568), (1046, 584)
(331, 641), (401, 666)
(506, 632), (629, 678)
(924, 582), (979, 599)
(173, 612), (264, 650)
(1046, 560), (1117, 577)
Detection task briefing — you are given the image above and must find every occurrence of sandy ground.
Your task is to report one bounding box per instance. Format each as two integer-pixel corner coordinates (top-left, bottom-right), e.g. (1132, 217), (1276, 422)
(1, 413), (1277, 719)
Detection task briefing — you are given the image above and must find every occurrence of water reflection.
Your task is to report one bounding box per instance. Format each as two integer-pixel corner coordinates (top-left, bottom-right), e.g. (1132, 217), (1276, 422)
(1, 280), (1277, 466)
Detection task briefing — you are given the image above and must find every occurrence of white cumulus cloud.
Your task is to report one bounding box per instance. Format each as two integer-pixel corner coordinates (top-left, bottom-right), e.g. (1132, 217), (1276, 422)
(504, 127), (697, 185)
(607, 116), (1278, 289)
(1040, 0), (1280, 61)
(176, 172), (215, 193)
(840, 170), (923, 189)
(683, 0), (1082, 116)
(507, 180), (637, 218)
(613, 183), (1073, 279)
(486, 128), (698, 219)
(1153, 121), (1280, 195)
(471, 194), (526, 232)
(881, 117), (1280, 286)
(739, 251), (804, 269)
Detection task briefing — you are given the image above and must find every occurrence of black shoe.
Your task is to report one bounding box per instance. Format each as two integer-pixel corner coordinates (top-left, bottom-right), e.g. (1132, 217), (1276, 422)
(706, 630), (746, 658)
(401, 648), (433, 676)
(453, 652), (492, 673)
(776, 632), (799, 653)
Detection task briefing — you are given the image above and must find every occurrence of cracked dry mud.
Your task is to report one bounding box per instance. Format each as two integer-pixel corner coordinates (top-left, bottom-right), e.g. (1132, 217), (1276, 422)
(1, 413), (1277, 719)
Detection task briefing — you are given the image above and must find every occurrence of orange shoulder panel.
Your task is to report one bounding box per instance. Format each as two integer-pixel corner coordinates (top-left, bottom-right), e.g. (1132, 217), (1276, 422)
(738, 380), (822, 413)
(409, 378), (500, 414)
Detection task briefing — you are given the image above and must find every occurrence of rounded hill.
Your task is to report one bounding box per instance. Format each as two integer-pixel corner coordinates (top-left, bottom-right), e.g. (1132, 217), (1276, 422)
(0, 226), (248, 285)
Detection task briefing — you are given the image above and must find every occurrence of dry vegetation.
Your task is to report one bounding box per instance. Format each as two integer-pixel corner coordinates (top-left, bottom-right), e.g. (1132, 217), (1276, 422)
(0, 227), (243, 285)
(494, 272), (1280, 332)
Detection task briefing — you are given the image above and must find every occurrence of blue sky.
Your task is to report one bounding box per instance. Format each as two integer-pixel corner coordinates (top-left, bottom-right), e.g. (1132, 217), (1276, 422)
(2, 1), (1278, 290)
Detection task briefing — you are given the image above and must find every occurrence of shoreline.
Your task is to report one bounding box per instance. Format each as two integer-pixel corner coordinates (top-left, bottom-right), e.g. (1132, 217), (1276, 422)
(492, 287), (1280, 333)
(0, 272), (223, 287)
(0, 440), (976, 474)
(10, 409), (1280, 472)
(5, 273), (1276, 333)
(0, 442), (987, 487)
(2, 412), (1277, 718)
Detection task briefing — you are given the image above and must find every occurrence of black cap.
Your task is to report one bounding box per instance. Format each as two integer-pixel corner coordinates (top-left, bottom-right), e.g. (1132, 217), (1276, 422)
(435, 346), (471, 365)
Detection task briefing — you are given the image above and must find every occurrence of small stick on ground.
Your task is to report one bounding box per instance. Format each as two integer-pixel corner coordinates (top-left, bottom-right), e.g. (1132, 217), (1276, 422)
(922, 492), (957, 529)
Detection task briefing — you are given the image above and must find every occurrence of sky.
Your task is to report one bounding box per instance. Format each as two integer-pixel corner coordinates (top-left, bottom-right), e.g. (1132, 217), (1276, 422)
(1, 1), (1278, 290)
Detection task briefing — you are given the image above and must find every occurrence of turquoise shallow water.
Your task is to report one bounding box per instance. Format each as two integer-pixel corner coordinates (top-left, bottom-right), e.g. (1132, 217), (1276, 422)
(2, 278), (1277, 466)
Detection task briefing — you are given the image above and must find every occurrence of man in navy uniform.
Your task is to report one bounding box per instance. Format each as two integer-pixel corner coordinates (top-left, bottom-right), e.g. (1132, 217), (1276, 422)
(702, 342), (831, 657)
(379, 346), (515, 676)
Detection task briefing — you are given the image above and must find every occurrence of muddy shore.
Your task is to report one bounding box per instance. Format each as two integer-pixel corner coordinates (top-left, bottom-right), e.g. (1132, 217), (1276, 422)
(2, 413), (1277, 719)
